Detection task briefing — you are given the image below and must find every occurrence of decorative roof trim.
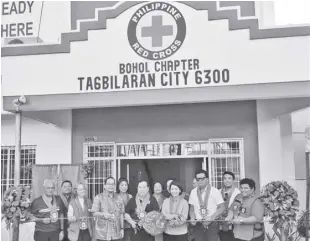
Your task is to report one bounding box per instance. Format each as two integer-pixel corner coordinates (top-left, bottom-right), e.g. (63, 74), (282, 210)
(2, 1), (310, 57)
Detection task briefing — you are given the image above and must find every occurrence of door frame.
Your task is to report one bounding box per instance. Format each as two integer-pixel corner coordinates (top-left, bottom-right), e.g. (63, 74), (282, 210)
(115, 138), (245, 187)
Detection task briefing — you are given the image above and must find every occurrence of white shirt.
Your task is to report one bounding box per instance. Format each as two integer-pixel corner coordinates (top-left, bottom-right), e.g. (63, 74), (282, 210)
(67, 197), (85, 217)
(219, 187), (241, 207)
(189, 186), (224, 219)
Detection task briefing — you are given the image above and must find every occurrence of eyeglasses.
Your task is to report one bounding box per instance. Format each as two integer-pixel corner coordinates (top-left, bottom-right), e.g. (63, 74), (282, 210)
(46, 187), (55, 190)
(196, 177), (206, 182)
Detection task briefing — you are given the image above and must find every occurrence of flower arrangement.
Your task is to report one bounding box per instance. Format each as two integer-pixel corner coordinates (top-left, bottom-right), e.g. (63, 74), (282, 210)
(21, 163), (33, 177)
(261, 181), (300, 241)
(297, 210), (310, 238)
(1, 185), (32, 229)
(81, 161), (94, 179)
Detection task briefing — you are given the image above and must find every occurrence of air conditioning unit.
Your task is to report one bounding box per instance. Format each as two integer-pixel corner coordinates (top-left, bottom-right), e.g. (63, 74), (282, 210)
(2, 36), (44, 46)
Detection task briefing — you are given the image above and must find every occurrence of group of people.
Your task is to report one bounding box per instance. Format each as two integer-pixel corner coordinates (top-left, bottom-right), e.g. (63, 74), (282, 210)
(30, 170), (265, 241)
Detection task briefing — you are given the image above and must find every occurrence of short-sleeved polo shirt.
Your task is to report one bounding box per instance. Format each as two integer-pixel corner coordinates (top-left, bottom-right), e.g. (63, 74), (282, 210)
(189, 186), (224, 219)
(30, 195), (64, 232)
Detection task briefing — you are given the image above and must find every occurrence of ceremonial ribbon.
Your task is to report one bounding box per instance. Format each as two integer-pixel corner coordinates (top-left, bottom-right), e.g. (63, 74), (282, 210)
(22, 215), (269, 223)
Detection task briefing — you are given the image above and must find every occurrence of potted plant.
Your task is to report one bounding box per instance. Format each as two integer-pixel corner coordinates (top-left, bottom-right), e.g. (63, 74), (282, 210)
(1, 185), (32, 241)
(261, 181), (300, 241)
(81, 160), (94, 179)
(297, 210), (310, 239)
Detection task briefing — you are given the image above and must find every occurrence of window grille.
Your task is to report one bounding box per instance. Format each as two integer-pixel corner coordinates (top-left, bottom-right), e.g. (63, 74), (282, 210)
(1, 145), (36, 196)
(83, 139), (244, 196)
(208, 139), (244, 189)
(83, 143), (115, 199)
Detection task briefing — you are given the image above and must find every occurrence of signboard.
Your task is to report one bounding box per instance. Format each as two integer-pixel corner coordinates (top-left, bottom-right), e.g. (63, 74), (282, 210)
(117, 144), (161, 157)
(77, 2), (231, 93)
(116, 142), (208, 158)
(84, 136), (97, 142)
(1, 1), (70, 46)
(1, 1), (42, 41)
(2, 1), (310, 96)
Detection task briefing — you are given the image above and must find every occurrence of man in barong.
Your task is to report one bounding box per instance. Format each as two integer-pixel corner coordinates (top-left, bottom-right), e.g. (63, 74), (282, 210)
(60, 180), (74, 241)
(30, 179), (65, 241)
(92, 177), (124, 241)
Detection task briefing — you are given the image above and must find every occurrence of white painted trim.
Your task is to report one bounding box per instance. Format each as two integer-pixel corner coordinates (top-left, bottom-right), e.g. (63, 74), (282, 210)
(216, 2), (257, 21)
(207, 141), (213, 184)
(117, 155), (207, 160)
(127, 164), (130, 183)
(202, 157), (207, 170)
(82, 139), (245, 190)
(240, 139), (245, 179)
(116, 140), (209, 145)
(117, 159), (121, 180)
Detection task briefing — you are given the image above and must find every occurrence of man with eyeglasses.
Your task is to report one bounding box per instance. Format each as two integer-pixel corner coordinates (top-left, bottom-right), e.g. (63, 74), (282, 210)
(218, 171), (241, 241)
(92, 177), (124, 241)
(189, 170), (225, 241)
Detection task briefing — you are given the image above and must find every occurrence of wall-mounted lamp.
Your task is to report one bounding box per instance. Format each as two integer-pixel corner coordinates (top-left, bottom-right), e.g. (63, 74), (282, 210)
(12, 95), (27, 111)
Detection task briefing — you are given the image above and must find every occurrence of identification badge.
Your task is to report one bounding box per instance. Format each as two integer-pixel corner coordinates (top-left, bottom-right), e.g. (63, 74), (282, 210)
(139, 212), (145, 219)
(200, 208), (207, 216)
(117, 202), (122, 209)
(50, 210), (58, 223)
(241, 207), (246, 214)
(79, 218), (88, 230)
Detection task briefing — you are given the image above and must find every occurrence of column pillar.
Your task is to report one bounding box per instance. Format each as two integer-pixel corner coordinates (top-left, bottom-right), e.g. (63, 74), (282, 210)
(280, 114), (295, 187)
(257, 103), (283, 186)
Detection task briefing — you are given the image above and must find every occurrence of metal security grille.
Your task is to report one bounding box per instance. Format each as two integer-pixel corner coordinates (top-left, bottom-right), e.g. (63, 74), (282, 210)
(83, 139), (244, 197)
(83, 143), (115, 199)
(208, 139), (244, 189)
(1, 145), (36, 196)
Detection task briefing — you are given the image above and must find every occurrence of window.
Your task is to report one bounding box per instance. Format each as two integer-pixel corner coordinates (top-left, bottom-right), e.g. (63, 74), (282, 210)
(1, 145), (36, 196)
(208, 139), (244, 189)
(83, 139), (244, 197)
(83, 143), (115, 199)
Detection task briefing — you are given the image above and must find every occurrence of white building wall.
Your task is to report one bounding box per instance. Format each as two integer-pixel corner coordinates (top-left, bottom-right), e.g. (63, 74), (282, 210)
(1, 110), (72, 165)
(280, 115), (296, 187)
(257, 100), (285, 186)
(292, 108), (310, 211)
(257, 101), (310, 211)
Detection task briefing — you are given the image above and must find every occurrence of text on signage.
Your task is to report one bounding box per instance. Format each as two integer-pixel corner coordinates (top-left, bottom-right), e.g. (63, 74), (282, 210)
(1, 1), (35, 38)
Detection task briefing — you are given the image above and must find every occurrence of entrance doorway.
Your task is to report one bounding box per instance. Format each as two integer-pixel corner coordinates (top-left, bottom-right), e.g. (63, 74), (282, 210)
(120, 158), (204, 196)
